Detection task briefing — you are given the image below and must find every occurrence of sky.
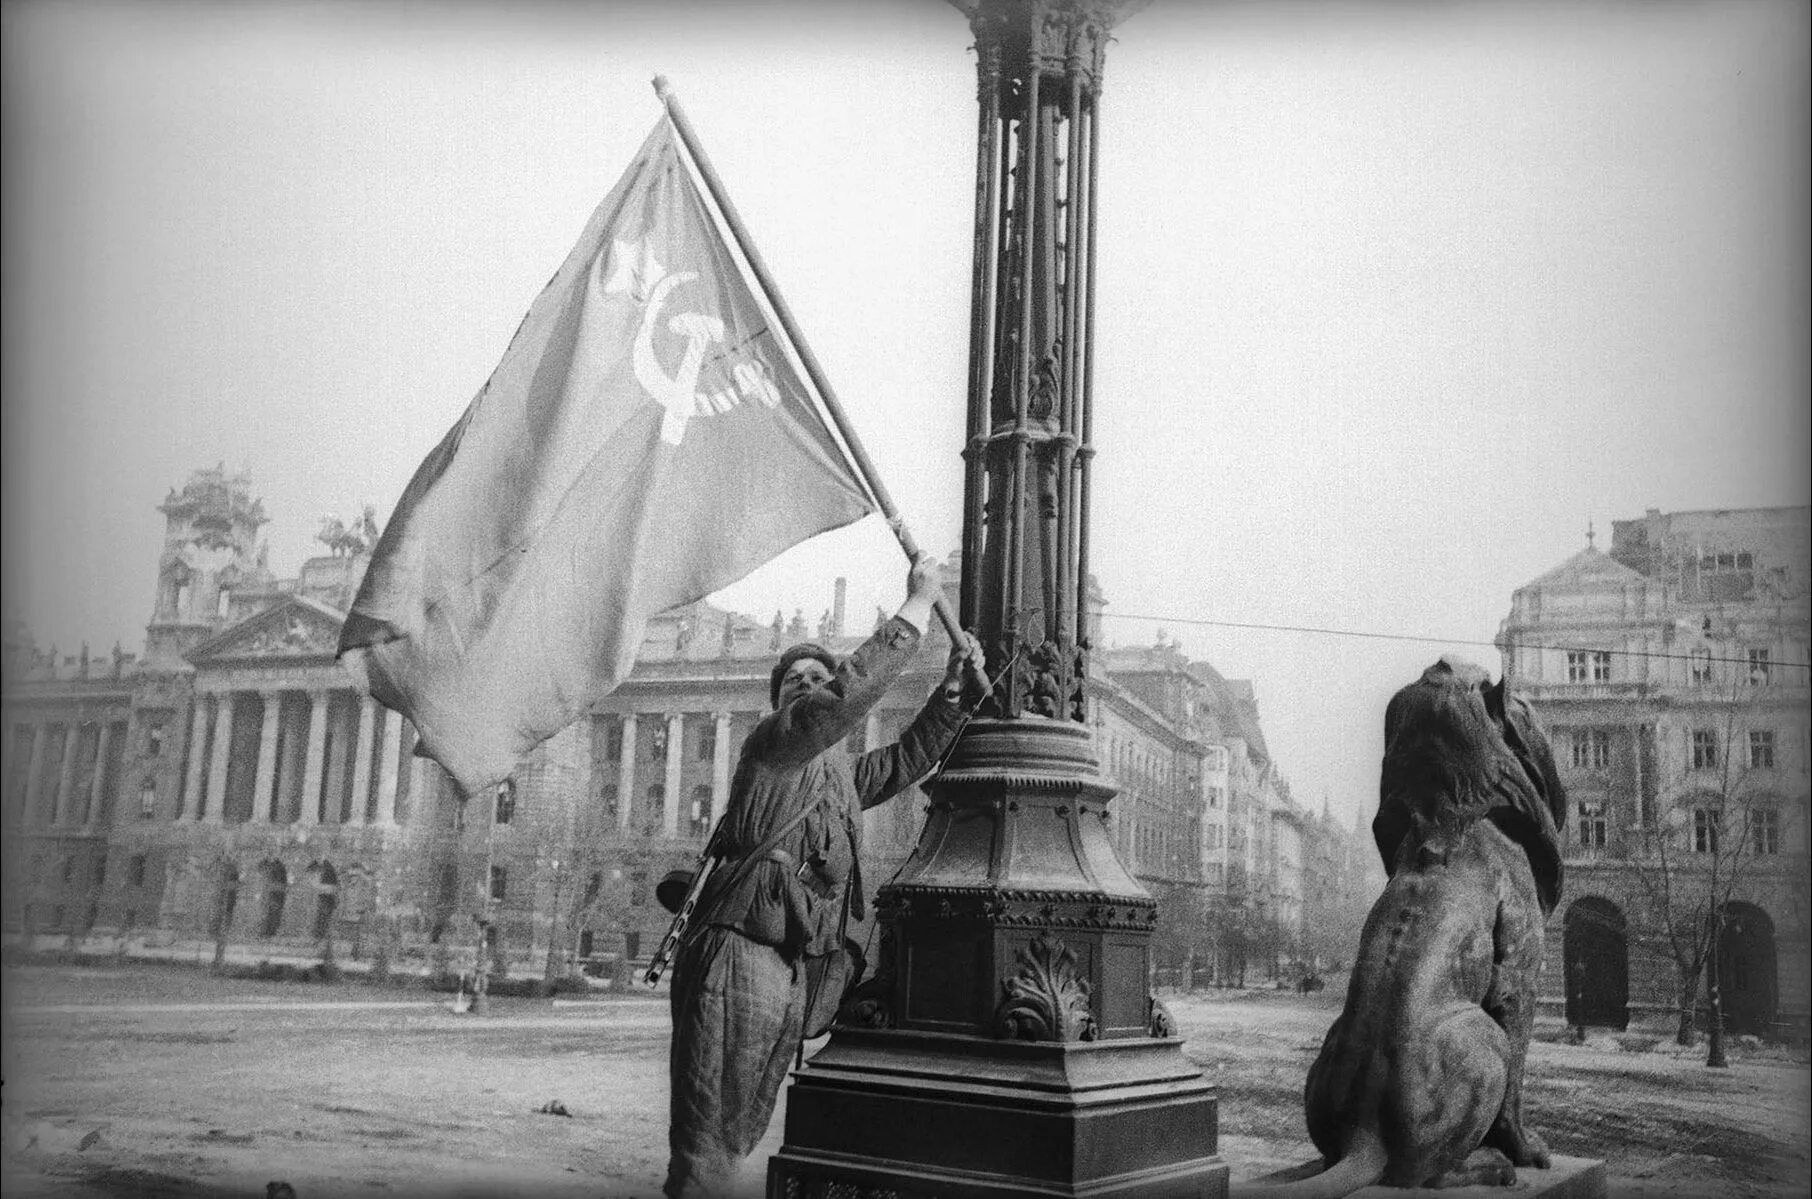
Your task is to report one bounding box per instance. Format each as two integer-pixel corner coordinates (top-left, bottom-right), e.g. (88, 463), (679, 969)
(3, 0), (1807, 828)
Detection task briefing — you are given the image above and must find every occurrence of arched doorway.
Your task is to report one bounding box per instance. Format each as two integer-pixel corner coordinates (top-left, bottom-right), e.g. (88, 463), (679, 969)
(259, 862), (288, 938)
(313, 863), (340, 940)
(1564, 897), (1629, 1030)
(1712, 903), (1777, 1037)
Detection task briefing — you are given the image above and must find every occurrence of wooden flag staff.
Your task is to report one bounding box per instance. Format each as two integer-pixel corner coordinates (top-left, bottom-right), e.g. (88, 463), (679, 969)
(653, 76), (986, 690)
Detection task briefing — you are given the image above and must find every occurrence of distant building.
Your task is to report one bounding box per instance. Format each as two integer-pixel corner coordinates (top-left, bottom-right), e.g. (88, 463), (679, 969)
(1498, 507), (1810, 1038)
(1099, 638), (1378, 985)
(3, 468), (1337, 987)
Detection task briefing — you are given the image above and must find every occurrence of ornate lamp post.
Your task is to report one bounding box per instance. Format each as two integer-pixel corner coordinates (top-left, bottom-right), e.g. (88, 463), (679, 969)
(770, 2), (1227, 1195)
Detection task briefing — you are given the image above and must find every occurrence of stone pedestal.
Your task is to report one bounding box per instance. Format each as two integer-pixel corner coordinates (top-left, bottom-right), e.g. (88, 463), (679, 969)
(771, 1030), (1226, 1199)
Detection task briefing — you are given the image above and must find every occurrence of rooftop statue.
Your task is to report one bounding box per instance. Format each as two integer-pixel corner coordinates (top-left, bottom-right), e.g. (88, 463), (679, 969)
(1250, 659), (1567, 1197)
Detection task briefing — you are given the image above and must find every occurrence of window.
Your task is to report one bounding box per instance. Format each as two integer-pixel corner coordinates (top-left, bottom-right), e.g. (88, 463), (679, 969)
(128, 854), (147, 887)
(494, 780), (516, 824)
(1689, 647), (1713, 684)
(145, 723), (166, 757)
(1576, 800), (1607, 851)
(1746, 648), (1771, 686)
(1693, 808), (1720, 854)
(1752, 809), (1780, 855)
(1691, 729), (1719, 771)
(61, 857), (77, 884)
(690, 785), (713, 837)
(1566, 651), (1611, 683)
(600, 783), (619, 821)
(1749, 730), (1776, 770)
(1702, 550), (1754, 573)
(629, 870), (648, 907)
(488, 865), (507, 903)
(216, 587), (232, 618)
(605, 720), (624, 761)
(649, 724), (668, 760)
(1569, 729), (1611, 771)
(1206, 785), (1225, 809)
(697, 722), (716, 762)
(139, 780), (158, 819)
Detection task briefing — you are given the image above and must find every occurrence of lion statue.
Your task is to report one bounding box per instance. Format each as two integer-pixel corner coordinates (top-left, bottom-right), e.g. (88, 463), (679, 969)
(1248, 658), (1567, 1197)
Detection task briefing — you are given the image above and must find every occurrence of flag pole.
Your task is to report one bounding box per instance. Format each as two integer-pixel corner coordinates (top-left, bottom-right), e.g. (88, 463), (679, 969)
(652, 76), (983, 684)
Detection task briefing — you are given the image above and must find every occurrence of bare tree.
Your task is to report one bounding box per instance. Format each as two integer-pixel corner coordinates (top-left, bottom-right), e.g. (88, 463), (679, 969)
(1627, 674), (1796, 1066)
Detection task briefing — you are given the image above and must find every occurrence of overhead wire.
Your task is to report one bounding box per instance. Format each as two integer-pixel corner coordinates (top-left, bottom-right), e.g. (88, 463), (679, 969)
(1098, 611), (1812, 670)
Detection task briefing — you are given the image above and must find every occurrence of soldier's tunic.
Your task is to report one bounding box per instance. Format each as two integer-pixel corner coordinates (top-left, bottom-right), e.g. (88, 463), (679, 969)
(664, 617), (964, 1198)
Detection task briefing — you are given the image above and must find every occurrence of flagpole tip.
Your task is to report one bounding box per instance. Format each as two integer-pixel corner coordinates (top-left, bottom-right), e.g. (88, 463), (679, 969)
(652, 75), (673, 103)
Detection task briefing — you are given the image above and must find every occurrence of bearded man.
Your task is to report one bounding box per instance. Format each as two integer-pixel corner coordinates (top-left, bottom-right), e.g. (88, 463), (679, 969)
(664, 554), (984, 1198)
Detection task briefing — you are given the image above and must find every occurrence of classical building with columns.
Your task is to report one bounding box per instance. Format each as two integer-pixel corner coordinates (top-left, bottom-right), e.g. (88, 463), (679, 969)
(3, 468), (1313, 980)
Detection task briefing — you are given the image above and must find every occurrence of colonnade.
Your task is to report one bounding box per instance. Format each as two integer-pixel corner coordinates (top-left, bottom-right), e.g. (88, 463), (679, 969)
(11, 717), (127, 830)
(179, 688), (405, 828)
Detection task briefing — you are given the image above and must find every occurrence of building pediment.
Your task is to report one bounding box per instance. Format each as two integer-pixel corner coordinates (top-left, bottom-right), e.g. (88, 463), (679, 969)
(187, 596), (346, 664)
(1523, 547), (1650, 591)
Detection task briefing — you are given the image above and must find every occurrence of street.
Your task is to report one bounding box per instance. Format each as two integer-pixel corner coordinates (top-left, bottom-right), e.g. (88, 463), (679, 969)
(3, 962), (1807, 1198)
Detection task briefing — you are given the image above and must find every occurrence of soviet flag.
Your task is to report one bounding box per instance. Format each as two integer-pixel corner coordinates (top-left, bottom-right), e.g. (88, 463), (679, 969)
(339, 118), (875, 796)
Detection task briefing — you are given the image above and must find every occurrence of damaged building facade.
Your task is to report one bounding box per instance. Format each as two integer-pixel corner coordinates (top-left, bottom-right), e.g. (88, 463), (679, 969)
(1499, 506), (1810, 1038)
(3, 468), (1364, 984)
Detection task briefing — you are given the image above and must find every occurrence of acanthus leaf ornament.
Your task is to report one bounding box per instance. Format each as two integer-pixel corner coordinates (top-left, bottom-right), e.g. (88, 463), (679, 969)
(994, 931), (1095, 1042)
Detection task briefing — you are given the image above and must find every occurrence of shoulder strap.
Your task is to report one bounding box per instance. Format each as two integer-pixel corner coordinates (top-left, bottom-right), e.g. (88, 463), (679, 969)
(690, 789), (836, 926)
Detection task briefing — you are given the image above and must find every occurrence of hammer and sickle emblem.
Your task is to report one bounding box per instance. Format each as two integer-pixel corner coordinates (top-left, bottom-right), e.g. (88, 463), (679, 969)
(632, 271), (725, 446)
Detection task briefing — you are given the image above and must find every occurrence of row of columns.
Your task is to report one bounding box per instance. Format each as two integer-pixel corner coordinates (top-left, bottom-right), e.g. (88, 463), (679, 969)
(179, 689), (405, 828)
(14, 718), (125, 831)
(612, 710), (737, 837)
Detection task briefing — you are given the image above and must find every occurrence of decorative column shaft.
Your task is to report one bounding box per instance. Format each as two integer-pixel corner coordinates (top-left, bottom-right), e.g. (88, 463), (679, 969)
(298, 692), (329, 828)
(662, 712), (684, 837)
(203, 693), (234, 824)
(22, 723), (50, 827)
(52, 723), (81, 826)
(374, 708), (404, 826)
(181, 702), (209, 821)
(86, 720), (116, 830)
(711, 711), (732, 816)
(251, 691), (282, 824)
(616, 713), (638, 834)
(347, 697), (377, 826)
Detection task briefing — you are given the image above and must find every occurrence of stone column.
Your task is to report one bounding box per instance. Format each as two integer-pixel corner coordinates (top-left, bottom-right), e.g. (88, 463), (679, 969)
(51, 723), (80, 826)
(374, 708), (403, 827)
(662, 712), (684, 838)
(346, 698), (377, 827)
(408, 754), (432, 828)
(616, 713), (637, 834)
(298, 692), (328, 828)
(711, 711), (732, 813)
(250, 691), (282, 824)
(23, 722), (49, 826)
(180, 702), (209, 821)
(204, 693), (234, 824)
(85, 721), (115, 830)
